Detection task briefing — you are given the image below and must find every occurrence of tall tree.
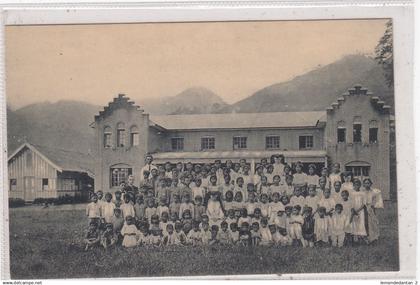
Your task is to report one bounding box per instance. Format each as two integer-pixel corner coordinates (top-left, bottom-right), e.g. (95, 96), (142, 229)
(375, 20), (393, 88)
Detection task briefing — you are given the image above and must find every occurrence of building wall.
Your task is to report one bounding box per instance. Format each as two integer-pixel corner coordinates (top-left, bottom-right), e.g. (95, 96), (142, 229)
(93, 107), (149, 192)
(325, 93), (391, 199)
(8, 147), (58, 201)
(161, 128), (325, 152)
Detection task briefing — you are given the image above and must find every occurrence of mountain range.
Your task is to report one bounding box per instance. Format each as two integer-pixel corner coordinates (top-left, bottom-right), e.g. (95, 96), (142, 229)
(7, 54), (393, 155)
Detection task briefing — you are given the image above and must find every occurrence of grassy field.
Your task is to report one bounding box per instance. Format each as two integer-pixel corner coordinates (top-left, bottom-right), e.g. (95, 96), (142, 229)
(9, 202), (399, 279)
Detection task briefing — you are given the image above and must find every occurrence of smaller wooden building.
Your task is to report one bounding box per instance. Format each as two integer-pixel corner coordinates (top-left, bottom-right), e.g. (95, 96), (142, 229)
(8, 143), (94, 202)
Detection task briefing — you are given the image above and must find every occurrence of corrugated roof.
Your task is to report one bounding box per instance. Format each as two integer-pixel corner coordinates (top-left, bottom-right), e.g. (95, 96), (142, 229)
(150, 111), (326, 130)
(9, 143), (95, 177)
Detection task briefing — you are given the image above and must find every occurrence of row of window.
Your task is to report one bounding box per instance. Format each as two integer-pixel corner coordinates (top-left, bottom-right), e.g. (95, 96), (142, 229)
(170, 135), (314, 151)
(337, 125), (379, 144)
(103, 124), (139, 148)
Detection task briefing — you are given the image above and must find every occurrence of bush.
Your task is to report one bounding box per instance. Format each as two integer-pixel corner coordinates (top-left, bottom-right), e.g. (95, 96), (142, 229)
(33, 198), (46, 205)
(9, 198), (25, 208)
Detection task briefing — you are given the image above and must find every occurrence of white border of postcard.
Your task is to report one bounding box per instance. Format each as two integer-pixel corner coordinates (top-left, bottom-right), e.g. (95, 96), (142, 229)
(0, 1), (416, 281)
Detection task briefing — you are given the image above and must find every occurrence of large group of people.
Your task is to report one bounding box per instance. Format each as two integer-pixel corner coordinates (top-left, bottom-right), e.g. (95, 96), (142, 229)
(84, 154), (384, 250)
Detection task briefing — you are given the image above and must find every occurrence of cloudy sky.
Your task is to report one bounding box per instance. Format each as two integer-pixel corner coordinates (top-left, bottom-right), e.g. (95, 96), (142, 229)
(6, 19), (388, 109)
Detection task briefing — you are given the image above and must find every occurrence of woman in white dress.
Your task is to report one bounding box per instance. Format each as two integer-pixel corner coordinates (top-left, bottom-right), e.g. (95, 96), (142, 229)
(350, 178), (368, 244)
(363, 178), (384, 244)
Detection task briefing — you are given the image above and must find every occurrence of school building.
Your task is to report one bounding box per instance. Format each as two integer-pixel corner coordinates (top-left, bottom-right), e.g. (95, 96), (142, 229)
(8, 143), (94, 202)
(91, 85), (392, 199)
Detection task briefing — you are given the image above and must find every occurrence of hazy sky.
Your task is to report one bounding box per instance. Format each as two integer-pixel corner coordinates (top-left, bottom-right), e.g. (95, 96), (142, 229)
(6, 19), (388, 109)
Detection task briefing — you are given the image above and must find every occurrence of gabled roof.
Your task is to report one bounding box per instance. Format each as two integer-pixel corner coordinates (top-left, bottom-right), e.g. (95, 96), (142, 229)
(8, 143), (94, 177)
(94, 94), (143, 122)
(326, 85), (391, 114)
(150, 111), (326, 131)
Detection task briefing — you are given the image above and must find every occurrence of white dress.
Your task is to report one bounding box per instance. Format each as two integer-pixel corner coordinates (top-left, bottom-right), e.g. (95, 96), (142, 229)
(121, 224), (139, 248)
(350, 190), (367, 236)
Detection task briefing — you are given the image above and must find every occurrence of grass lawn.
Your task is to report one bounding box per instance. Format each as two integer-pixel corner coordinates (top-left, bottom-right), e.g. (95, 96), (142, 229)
(9, 202), (399, 279)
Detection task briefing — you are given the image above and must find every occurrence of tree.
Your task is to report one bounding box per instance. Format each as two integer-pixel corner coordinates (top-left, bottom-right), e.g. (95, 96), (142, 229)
(375, 20), (393, 88)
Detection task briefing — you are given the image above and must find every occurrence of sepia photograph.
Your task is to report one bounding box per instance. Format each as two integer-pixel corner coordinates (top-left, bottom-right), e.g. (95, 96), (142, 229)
(5, 18), (400, 279)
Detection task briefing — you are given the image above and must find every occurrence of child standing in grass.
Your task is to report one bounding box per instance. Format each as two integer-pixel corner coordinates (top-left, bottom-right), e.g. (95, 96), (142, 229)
(330, 204), (348, 247)
(314, 207), (330, 246)
(110, 208), (124, 242)
(302, 207), (315, 248)
(86, 193), (101, 226)
(193, 196), (206, 222)
(145, 198), (157, 224)
(207, 192), (224, 226)
(101, 192), (116, 224)
(120, 195), (135, 219)
(84, 221), (100, 251)
(304, 185), (319, 213)
(121, 216), (139, 248)
(289, 205), (304, 246)
(133, 195), (146, 221)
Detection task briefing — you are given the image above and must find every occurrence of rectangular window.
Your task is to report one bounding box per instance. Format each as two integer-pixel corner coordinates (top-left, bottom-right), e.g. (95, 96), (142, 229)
(59, 178), (78, 191)
(110, 167), (132, 187)
(42, 178), (49, 191)
(345, 166), (370, 179)
(117, 130), (126, 147)
(104, 133), (112, 148)
(337, 128), (346, 143)
(10, 179), (17, 191)
(171, 137), (184, 151)
(353, 123), (362, 143)
(266, 136), (280, 149)
(299, 136), (314, 150)
(130, 133), (139, 146)
(201, 137), (215, 150)
(369, 128), (378, 143)
(233, 136), (247, 150)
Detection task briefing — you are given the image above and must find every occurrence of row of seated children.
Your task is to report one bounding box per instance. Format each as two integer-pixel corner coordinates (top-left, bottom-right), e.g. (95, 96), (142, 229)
(85, 176), (382, 249)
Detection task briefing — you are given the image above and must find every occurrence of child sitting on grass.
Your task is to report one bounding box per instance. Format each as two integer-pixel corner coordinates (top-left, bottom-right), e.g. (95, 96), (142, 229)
(229, 222), (240, 245)
(259, 218), (272, 246)
(218, 221), (230, 245)
(251, 222), (261, 246)
(84, 221), (100, 251)
(101, 223), (117, 249)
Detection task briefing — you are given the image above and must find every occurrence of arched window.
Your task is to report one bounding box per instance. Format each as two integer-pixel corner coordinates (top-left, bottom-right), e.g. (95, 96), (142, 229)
(116, 122), (126, 147)
(369, 120), (379, 143)
(353, 116), (362, 143)
(130, 125), (139, 146)
(103, 126), (112, 148)
(337, 120), (346, 143)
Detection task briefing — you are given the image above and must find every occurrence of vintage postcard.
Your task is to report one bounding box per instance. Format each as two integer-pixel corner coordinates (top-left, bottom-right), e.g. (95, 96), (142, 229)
(0, 3), (416, 281)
